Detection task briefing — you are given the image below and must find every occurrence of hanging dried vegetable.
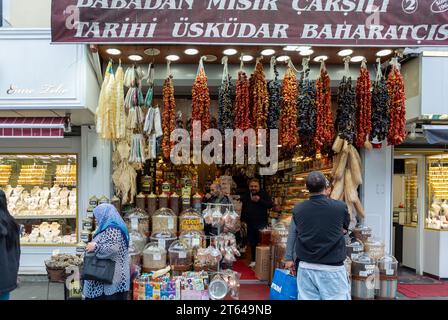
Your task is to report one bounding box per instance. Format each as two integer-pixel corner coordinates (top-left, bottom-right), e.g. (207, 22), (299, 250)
(218, 58), (235, 134)
(336, 76), (356, 144)
(355, 62), (372, 148)
(234, 71), (251, 131)
(370, 74), (390, 143)
(96, 62), (115, 140)
(280, 65), (299, 155)
(251, 60), (269, 130)
(192, 61), (211, 137)
(162, 75), (176, 159)
(387, 62), (406, 146)
(267, 59), (281, 130)
(297, 72), (317, 158)
(314, 62), (334, 153)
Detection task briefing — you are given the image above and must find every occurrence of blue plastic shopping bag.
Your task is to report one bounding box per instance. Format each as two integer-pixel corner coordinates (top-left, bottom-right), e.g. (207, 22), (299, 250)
(270, 269), (298, 300)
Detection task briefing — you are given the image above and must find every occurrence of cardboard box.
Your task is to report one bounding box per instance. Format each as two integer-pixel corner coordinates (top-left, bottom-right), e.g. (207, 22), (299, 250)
(255, 246), (271, 281)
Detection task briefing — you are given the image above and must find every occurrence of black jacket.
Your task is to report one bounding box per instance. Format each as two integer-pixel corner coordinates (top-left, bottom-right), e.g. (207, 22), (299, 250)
(0, 225), (20, 295)
(241, 190), (273, 228)
(293, 195), (350, 266)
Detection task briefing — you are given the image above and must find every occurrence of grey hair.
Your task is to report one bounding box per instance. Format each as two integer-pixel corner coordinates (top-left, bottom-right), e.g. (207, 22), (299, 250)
(305, 171), (327, 193)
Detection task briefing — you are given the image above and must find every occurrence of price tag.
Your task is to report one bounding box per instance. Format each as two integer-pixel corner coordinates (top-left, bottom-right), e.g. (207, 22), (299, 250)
(168, 217), (174, 229)
(158, 239), (166, 248)
(153, 254), (161, 261)
(359, 271), (368, 277)
(386, 269), (394, 276)
(131, 218), (139, 231)
(351, 254), (359, 260)
(179, 252), (187, 259)
(192, 238), (200, 247)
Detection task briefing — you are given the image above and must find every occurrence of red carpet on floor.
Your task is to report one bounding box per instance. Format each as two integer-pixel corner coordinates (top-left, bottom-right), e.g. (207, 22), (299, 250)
(398, 283), (448, 298)
(233, 260), (258, 280)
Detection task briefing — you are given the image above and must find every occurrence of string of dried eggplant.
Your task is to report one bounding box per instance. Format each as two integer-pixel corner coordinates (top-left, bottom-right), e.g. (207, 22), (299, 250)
(297, 72), (317, 158)
(336, 76), (357, 144)
(218, 74), (235, 134)
(370, 76), (390, 142)
(267, 63), (281, 130)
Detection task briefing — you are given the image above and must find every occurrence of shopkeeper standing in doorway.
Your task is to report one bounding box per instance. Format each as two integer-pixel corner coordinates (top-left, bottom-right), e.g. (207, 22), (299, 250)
(241, 179), (273, 268)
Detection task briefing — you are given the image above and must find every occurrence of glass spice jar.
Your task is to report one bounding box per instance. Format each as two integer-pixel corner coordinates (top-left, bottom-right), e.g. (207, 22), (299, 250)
(159, 193), (169, 209)
(170, 192), (180, 215)
(136, 193), (146, 211)
(147, 193), (158, 216)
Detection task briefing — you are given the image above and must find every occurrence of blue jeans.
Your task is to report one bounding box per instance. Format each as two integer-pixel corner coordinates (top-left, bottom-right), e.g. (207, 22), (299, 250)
(297, 266), (351, 300)
(0, 293), (10, 300)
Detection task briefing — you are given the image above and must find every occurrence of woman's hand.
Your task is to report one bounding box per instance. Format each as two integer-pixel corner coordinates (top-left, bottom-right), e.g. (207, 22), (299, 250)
(86, 242), (97, 253)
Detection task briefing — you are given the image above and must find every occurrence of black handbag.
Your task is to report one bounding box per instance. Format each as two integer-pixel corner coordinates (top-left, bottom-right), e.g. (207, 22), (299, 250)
(82, 253), (116, 284)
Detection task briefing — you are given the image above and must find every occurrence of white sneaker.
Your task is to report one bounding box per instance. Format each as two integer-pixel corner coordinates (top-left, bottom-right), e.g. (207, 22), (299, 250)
(249, 262), (256, 268)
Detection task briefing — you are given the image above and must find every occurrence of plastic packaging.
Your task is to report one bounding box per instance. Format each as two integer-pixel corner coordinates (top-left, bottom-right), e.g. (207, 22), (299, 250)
(168, 240), (193, 272)
(152, 207), (177, 234)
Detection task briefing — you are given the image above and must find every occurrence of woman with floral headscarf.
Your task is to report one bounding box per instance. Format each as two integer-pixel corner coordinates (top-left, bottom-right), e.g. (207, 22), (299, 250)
(83, 204), (130, 300)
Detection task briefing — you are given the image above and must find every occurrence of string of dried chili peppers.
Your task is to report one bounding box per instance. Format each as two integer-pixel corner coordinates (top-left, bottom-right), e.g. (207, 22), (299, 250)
(162, 75), (176, 159)
(314, 64), (334, 154)
(192, 68), (211, 137)
(280, 66), (299, 155)
(355, 63), (372, 148)
(387, 64), (406, 146)
(234, 71), (251, 131)
(336, 76), (357, 144)
(251, 61), (269, 130)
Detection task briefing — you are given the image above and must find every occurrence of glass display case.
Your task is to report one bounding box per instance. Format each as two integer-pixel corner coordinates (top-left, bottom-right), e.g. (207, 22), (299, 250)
(426, 154), (448, 230)
(0, 154), (78, 246)
(404, 159), (418, 226)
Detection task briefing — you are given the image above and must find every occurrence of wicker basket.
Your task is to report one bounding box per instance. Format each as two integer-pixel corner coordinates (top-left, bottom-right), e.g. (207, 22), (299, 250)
(46, 266), (67, 283)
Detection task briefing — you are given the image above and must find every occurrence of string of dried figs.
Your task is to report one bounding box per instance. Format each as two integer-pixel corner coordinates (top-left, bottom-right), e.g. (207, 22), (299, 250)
(314, 64), (334, 154)
(297, 73), (317, 158)
(251, 61), (269, 130)
(387, 65), (406, 146)
(336, 76), (357, 144)
(234, 71), (251, 131)
(218, 74), (235, 135)
(355, 63), (372, 148)
(370, 76), (390, 142)
(267, 63), (281, 130)
(162, 76), (176, 159)
(192, 68), (211, 138)
(280, 66), (299, 155)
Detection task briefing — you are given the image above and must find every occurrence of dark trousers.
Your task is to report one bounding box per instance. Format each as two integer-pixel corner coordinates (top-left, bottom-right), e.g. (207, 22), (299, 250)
(85, 291), (128, 300)
(247, 224), (266, 262)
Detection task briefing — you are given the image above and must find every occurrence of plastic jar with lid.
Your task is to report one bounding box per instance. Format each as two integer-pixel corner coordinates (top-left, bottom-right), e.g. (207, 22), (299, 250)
(179, 230), (206, 250)
(364, 238), (385, 261)
(168, 240), (193, 272)
(346, 239), (364, 261)
(152, 207), (177, 234)
(170, 192), (180, 215)
(142, 242), (167, 271)
(124, 208), (150, 238)
(179, 208), (204, 233)
(271, 223), (289, 244)
(150, 230), (177, 251)
(351, 253), (377, 300)
(130, 230), (147, 253)
(259, 228), (272, 246)
(352, 225), (372, 243)
(376, 255), (398, 299)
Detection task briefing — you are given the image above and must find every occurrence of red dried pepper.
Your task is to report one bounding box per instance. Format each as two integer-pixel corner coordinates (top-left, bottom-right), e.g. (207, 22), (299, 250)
(314, 66), (334, 153)
(251, 61), (269, 131)
(162, 76), (176, 159)
(355, 64), (372, 148)
(280, 67), (299, 155)
(192, 68), (211, 138)
(387, 65), (406, 146)
(234, 71), (251, 131)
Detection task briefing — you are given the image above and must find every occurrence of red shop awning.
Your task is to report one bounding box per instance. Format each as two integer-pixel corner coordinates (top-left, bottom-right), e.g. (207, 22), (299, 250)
(0, 117), (66, 138)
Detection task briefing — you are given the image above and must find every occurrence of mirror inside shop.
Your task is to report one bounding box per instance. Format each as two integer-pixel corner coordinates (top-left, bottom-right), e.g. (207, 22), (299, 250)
(28, 43), (408, 300)
(0, 154), (78, 245)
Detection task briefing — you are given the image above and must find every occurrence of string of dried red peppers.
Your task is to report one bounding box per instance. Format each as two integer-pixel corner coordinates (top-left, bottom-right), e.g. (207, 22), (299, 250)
(355, 64), (372, 148)
(162, 75), (176, 159)
(280, 67), (299, 155)
(192, 68), (211, 137)
(234, 71), (251, 131)
(314, 65), (334, 154)
(387, 65), (406, 146)
(251, 61), (269, 130)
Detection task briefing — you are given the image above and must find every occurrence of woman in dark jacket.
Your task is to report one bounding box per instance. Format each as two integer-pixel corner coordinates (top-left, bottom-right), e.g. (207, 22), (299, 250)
(0, 190), (21, 300)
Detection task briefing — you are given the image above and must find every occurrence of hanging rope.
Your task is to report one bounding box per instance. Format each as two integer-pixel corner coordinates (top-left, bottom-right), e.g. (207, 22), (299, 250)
(221, 56), (229, 83)
(343, 56), (351, 77)
(375, 58), (383, 81)
(166, 60), (172, 78)
(287, 57), (301, 74)
(197, 55), (207, 76)
(240, 53), (245, 71)
(269, 56), (276, 81)
(361, 58), (368, 70)
(302, 57), (310, 80)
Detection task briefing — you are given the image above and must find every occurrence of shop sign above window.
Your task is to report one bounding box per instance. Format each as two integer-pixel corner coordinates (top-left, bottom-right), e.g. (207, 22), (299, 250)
(51, 0), (448, 46)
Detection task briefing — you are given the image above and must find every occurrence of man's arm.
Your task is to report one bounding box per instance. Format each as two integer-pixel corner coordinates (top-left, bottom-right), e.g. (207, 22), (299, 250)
(258, 192), (274, 209)
(285, 219), (297, 261)
(343, 204), (350, 234)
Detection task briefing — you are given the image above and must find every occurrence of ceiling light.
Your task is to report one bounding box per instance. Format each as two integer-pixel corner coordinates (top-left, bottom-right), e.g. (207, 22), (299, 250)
(299, 49), (314, 56)
(240, 55), (254, 62)
(313, 55), (328, 62)
(283, 46), (298, 51)
(128, 54), (143, 61)
(376, 49), (393, 57)
(276, 56), (290, 62)
(297, 46), (312, 52)
(166, 55), (180, 61)
(106, 48), (121, 55)
(261, 49), (276, 56)
(350, 56), (365, 63)
(338, 49), (354, 57)
(184, 48), (199, 55)
(144, 48), (160, 56)
(223, 48), (238, 56)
